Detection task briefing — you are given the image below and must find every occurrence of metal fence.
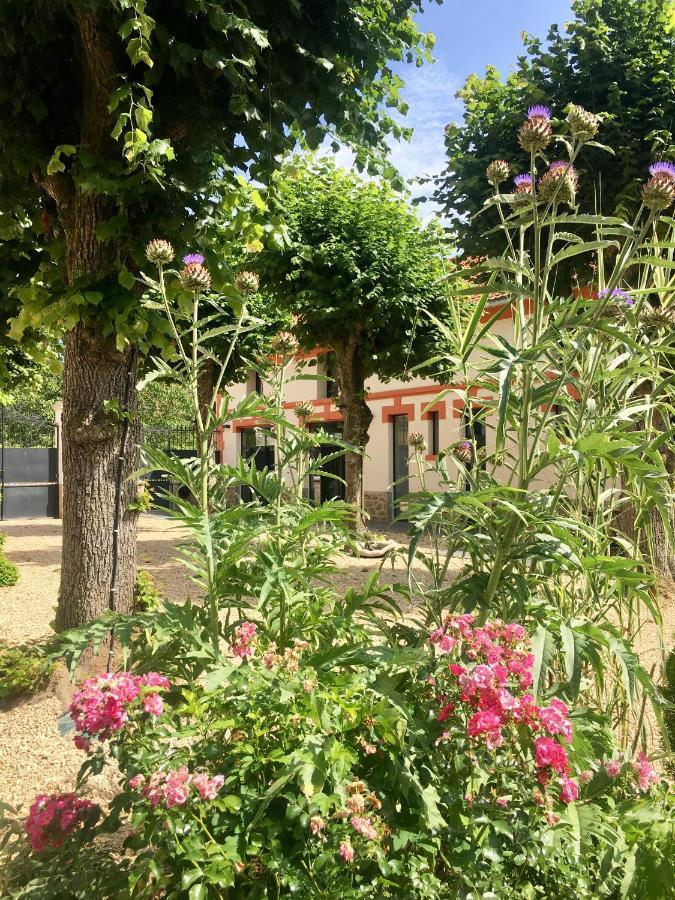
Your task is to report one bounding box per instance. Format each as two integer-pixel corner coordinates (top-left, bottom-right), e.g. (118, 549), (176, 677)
(0, 407), (59, 519)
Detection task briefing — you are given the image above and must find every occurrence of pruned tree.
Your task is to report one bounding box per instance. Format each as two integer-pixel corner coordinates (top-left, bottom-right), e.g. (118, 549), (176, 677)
(0, 0), (436, 627)
(260, 160), (451, 532)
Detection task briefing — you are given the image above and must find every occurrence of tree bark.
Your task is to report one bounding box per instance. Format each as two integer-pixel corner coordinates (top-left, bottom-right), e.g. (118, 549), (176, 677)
(47, 10), (140, 629)
(333, 335), (373, 535)
(55, 325), (139, 630)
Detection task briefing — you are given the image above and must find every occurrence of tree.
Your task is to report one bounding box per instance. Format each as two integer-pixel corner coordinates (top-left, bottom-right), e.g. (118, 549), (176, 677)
(433, 0), (675, 260)
(260, 160), (451, 532)
(0, 0), (437, 628)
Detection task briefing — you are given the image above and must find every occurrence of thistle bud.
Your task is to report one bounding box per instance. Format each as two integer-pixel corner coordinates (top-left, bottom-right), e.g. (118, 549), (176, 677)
(408, 432), (427, 452)
(537, 161), (579, 207)
(234, 270), (260, 296)
(486, 159), (510, 187)
(294, 400), (314, 419)
(455, 441), (474, 465)
(517, 105), (553, 153)
(642, 163), (675, 212)
(271, 331), (299, 356)
(145, 239), (174, 265)
(179, 262), (211, 292)
(639, 304), (675, 328)
(566, 104), (600, 141)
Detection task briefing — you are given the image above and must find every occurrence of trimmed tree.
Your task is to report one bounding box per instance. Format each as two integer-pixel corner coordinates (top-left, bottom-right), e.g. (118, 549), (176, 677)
(260, 160), (451, 531)
(0, 0), (436, 627)
(433, 0), (675, 260)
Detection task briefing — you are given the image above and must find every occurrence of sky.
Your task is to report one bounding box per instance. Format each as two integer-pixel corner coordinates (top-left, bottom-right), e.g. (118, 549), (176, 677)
(333, 0), (573, 212)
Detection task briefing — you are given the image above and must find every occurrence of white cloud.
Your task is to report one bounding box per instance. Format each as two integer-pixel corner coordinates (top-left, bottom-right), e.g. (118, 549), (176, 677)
(319, 59), (464, 219)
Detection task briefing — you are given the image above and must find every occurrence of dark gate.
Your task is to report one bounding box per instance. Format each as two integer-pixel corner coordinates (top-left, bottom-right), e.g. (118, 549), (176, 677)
(142, 425), (197, 510)
(0, 408), (59, 519)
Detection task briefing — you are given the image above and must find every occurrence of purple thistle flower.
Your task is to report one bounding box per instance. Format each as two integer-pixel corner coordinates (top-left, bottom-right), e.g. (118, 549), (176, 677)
(549, 160), (569, 172)
(649, 161), (675, 181)
(527, 105), (552, 121)
(599, 288), (634, 306)
(182, 253), (205, 266)
(514, 173), (532, 188)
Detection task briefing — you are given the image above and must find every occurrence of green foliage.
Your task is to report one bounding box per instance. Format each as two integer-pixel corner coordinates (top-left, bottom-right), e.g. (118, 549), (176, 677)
(0, 642), (51, 702)
(133, 569), (161, 612)
(433, 0), (675, 258)
(261, 158), (453, 382)
(0, 0), (438, 347)
(662, 641), (675, 767)
(0, 534), (19, 587)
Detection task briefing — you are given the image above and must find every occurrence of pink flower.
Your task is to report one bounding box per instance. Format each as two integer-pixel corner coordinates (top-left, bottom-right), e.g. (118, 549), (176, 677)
(140, 672), (170, 689)
(339, 840), (355, 862)
(449, 664), (466, 676)
(633, 752), (659, 793)
(142, 693), (164, 717)
(25, 793), (97, 852)
(605, 760), (622, 778)
(559, 776), (579, 804)
(350, 816), (378, 841)
(539, 698), (573, 743)
(437, 702), (455, 723)
(579, 770), (593, 784)
(546, 812), (560, 826)
(496, 796), (509, 808)
(231, 621), (257, 659)
(129, 774), (145, 790)
(164, 780), (189, 808)
(69, 672), (170, 745)
(309, 816), (326, 835)
(534, 737), (569, 774)
(467, 709), (503, 738)
(485, 729), (504, 749)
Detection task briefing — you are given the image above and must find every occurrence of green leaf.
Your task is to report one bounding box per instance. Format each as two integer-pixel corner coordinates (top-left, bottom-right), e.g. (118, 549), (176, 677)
(531, 624), (555, 698)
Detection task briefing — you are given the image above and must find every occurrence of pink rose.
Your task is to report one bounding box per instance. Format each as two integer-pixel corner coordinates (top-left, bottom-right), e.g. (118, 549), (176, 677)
(605, 760), (622, 778)
(142, 693), (164, 717)
(339, 840), (355, 862)
(559, 776), (579, 804)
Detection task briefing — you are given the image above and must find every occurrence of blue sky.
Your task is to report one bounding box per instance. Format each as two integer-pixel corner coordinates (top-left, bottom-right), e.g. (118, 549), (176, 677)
(360, 0), (574, 208)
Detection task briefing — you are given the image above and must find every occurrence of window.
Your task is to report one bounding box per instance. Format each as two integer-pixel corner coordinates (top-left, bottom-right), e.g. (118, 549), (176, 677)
(429, 411), (440, 455)
(462, 406), (487, 466)
(321, 352), (337, 399)
(246, 370), (263, 395)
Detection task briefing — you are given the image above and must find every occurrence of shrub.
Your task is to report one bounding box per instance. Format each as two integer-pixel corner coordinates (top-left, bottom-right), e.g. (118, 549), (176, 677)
(662, 642), (675, 770)
(0, 642), (52, 702)
(0, 532), (18, 587)
(133, 569), (161, 612)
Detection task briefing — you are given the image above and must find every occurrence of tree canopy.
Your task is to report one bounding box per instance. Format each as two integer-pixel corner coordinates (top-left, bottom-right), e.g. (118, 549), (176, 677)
(432, 0), (675, 257)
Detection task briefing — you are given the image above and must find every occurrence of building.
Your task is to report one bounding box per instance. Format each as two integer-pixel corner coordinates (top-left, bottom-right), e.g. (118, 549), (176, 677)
(222, 301), (521, 525)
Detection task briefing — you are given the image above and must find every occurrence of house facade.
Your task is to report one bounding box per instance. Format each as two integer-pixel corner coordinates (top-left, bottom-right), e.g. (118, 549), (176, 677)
(219, 302), (521, 524)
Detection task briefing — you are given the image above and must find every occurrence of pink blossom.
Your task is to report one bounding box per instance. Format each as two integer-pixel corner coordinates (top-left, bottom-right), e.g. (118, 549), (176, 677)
(485, 729), (504, 749)
(140, 673), (170, 689)
(164, 781), (189, 807)
(496, 796), (509, 808)
(437, 703), (455, 723)
(467, 709), (503, 737)
(534, 737), (569, 774)
(539, 698), (573, 743)
(309, 816), (326, 835)
(129, 774), (145, 790)
(449, 664), (466, 676)
(579, 770), (593, 784)
(606, 760), (622, 778)
(339, 840), (355, 862)
(351, 816), (378, 841)
(25, 793), (97, 852)
(142, 693), (164, 717)
(633, 752), (659, 792)
(559, 776), (579, 804)
(231, 621), (257, 659)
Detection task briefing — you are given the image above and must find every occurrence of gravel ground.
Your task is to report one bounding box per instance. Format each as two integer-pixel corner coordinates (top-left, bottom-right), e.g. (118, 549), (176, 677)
(0, 515), (672, 813)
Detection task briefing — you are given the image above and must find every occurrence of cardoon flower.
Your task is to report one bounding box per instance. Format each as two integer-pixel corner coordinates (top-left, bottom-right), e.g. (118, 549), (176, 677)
(566, 104), (600, 141)
(642, 162), (675, 211)
(514, 173), (532, 193)
(599, 287), (633, 306)
(271, 330), (299, 356)
(537, 161), (579, 206)
(294, 400), (315, 420)
(182, 253), (205, 266)
(408, 431), (426, 452)
(518, 105), (553, 153)
(145, 239), (175, 265)
(486, 159), (510, 186)
(527, 105), (552, 121)
(640, 303), (675, 328)
(648, 161), (675, 182)
(180, 262), (211, 292)
(234, 270), (260, 295)
(455, 440), (474, 465)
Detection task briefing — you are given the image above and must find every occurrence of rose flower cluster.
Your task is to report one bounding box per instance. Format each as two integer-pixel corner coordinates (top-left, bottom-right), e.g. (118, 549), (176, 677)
(130, 765), (225, 809)
(69, 671), (170, 751)
(430, 614), (580, 805)
(25, 793), (98, 852)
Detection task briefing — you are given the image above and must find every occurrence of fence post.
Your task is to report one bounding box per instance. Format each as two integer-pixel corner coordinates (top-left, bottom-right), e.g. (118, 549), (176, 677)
(53, 401), (63, 519)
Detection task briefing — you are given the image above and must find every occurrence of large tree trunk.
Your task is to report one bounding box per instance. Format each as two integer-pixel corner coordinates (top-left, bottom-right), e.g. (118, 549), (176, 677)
(46, 10), (140, 629)
(333, 335), (373, 535)
(55, 326), (139, 630)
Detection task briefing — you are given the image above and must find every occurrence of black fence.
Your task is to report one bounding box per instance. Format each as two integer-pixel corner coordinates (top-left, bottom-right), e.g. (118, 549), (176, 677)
(0, 408), (59, 520)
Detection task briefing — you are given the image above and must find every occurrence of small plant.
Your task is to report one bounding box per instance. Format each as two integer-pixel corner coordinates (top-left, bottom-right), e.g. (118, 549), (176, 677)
(133, 569), (161, 612)
(0, 532), (18, 587)
(128, 480), (153, 514)
(0, 642), (52, 702)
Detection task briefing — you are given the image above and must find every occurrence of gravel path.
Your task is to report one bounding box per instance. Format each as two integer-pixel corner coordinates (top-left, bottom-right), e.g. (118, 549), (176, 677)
(0, 515), (672, 813)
